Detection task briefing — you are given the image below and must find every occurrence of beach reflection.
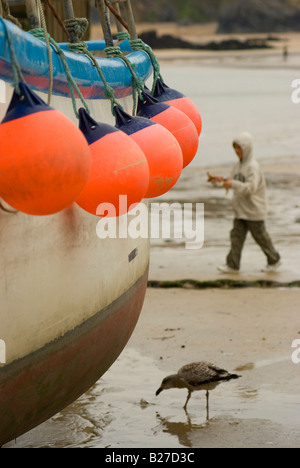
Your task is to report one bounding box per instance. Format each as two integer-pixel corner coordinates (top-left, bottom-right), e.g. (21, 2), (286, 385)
(155, 412), (203, 448)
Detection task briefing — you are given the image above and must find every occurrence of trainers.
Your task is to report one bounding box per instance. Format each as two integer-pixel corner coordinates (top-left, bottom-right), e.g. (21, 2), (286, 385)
(261, 260), (282, 273)
(218, 264), (239, 274)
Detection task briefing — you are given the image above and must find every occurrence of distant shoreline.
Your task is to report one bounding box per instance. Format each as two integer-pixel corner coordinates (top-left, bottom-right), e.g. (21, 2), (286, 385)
(138, 30), (274, 52)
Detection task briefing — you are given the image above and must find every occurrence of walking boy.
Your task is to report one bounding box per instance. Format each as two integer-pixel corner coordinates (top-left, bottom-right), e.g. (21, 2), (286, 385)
(208, 132), (281, 274)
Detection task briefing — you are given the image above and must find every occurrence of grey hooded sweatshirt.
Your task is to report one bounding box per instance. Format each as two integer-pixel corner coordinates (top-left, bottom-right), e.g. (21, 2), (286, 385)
(230, 132), (268, 221)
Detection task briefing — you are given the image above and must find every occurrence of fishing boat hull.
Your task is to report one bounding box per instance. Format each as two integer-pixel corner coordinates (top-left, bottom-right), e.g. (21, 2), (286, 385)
(0, 262), (148, 446)
(0, 20), (152, 446)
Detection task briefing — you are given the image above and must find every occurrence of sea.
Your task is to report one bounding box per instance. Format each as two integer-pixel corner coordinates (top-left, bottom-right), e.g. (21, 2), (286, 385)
(164, 55), (300, 169)
(4, 53), (300, 449)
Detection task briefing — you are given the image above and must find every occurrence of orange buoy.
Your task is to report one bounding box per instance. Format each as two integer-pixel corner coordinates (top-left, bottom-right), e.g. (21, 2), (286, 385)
(153, 78), (202, 136)
(76, 108), (149, 217)
(0, 82), (91, 216)
(137, 91), (199, 169)
(115, 106), (183, 199)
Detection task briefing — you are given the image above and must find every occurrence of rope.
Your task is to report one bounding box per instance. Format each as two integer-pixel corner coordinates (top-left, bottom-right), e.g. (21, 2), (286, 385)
(0, 17), (25, 94)
(68, 41), (122, 116)
(0, 0), (22, 29)
(29, 28), (90, 118)
(43, 0), (69, 39)
(64, 17), (88, 43)
(129, 38), (163, 95)
(36, 0), (53, 104)
(104, 0), (129, 32)
(116, 31), (130, 42)
(105, 45), (143, 115)
(0, 6), (89, 118)
(61, 16), (122, 115)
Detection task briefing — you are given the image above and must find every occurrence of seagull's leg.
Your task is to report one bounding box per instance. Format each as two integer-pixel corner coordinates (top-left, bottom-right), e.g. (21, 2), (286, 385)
(206, 391), (209, 420)
(183, 390), (191, 412)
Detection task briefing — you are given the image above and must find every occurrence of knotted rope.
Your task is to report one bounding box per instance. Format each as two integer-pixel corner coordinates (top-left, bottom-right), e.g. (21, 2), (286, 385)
(58, 16), (121, 116)
(116, 31), (130, 42)
(64, 17), (88, 43)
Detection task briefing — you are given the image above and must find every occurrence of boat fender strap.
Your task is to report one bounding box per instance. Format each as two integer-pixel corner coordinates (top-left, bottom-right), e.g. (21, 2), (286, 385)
(105, 45), (144, 115)
(129, 38), (162, 95)
(68, 41), (122, 116)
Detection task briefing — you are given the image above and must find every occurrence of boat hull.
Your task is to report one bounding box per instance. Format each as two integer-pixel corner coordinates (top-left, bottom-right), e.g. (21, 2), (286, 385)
(0, 264), (148, 446)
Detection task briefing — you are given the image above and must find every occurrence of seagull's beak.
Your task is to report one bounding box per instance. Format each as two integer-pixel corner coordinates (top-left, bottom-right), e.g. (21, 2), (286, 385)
(156, 387), (163, 396)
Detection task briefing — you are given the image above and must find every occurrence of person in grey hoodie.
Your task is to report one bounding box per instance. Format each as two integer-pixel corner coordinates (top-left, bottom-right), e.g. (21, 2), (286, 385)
(209, 132), (281, 273)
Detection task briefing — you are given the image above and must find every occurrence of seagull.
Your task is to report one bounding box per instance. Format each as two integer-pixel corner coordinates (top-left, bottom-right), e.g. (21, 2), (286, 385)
(155, 362), (241, 418)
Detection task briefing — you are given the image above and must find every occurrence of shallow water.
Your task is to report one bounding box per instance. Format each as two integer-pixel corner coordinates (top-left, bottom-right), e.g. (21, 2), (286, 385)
(146, 61), (300, 257)
(159, 61), (300, 168)
(5, 348), (300, 448)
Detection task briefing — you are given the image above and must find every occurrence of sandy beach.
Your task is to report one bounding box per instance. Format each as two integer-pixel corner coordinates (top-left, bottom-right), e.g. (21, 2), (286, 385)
(125, 160), (300, 448)
(127, 31), (300, 445)
(126, 287), (300, 448)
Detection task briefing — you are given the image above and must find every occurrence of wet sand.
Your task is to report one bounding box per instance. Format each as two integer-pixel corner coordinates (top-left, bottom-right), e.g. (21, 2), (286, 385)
(127, 288), (300, 448)
(6, 282), (300, 448)
(127, 162), (300, 448)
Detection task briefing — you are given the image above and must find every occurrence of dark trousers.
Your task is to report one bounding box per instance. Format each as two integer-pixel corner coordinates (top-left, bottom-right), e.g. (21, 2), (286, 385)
(227, 219), (280, 270)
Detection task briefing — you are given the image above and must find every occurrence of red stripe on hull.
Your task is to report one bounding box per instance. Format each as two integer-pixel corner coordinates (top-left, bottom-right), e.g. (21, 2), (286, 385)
(0, 265), (149, 446)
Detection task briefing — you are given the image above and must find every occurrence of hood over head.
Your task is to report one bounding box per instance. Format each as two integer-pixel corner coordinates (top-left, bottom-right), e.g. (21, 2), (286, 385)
(233, 132), (253, 163)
